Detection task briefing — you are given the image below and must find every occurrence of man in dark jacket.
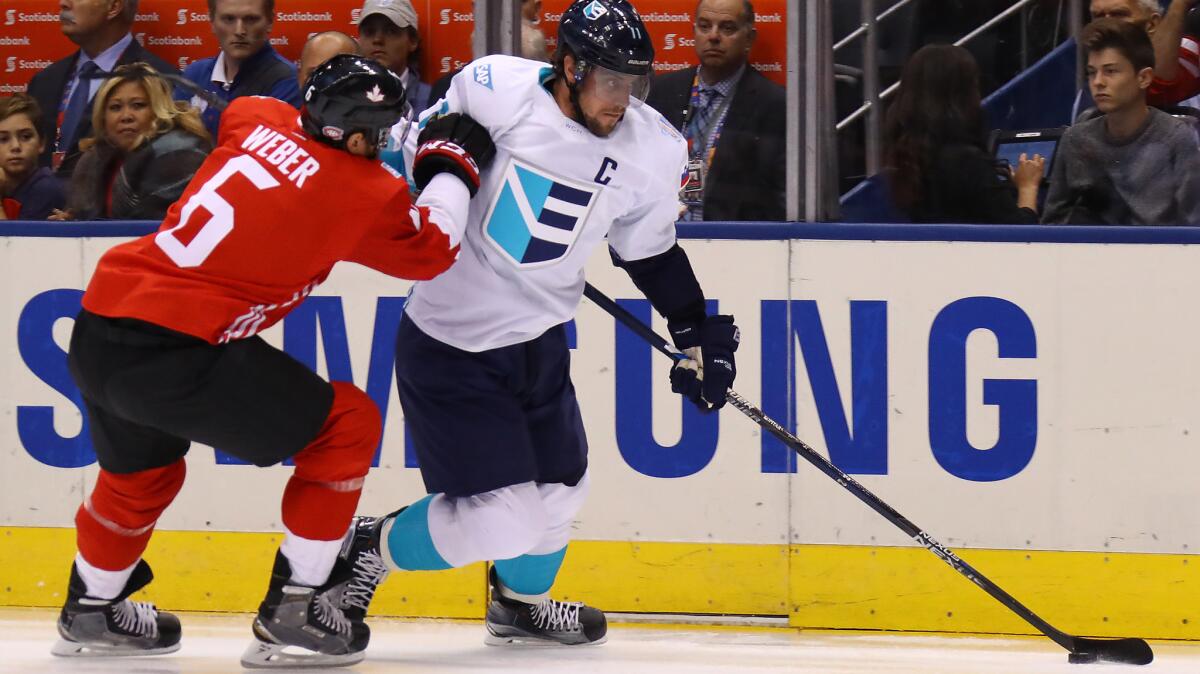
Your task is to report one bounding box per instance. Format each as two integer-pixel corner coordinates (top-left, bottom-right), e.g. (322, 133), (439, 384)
(175, 0), (301, 139)
(646, 0), (785, 221)
(25, 0), (177, 178)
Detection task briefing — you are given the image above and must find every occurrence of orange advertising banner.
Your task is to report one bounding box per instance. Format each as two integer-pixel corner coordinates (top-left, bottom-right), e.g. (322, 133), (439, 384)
(0, 0), (786, 96)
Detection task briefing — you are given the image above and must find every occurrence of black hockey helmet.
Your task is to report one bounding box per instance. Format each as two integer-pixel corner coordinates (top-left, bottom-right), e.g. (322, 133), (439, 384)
(558, 0), (654, 78)
(301, 54), (409, 151)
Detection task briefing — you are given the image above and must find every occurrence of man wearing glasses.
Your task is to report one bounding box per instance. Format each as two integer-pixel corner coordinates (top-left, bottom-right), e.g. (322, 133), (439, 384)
(647, 0), (785, 222)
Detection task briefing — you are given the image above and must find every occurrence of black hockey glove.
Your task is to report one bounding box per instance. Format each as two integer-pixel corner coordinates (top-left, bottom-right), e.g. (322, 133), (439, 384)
(413, 112), (496, 196)
(668, 315), (740, 411)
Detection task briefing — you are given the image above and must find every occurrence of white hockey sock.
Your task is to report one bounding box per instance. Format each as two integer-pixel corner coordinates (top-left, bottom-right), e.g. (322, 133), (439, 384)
(280, 527), (343, 587)
(74, 553), (137, 601)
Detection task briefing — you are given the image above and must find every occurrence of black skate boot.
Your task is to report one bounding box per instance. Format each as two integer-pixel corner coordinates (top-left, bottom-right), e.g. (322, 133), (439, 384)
(52, 559), (182, 657)
(484, 566), (607, 646)
(240, 549), (370, 669)
(338, 512), (396, 623)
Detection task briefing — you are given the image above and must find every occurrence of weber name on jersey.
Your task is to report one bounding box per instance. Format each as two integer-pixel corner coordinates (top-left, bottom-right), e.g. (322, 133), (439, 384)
(403, 54), (688, 352)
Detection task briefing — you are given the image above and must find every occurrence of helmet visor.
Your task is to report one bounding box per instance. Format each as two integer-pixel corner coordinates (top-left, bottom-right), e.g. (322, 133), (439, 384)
(387, 99), (415, 148)
(587, 65), (651, 108)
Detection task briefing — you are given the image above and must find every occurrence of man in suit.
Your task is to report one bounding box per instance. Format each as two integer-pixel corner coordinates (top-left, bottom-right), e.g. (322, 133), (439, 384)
(646, 0), (785, 221)
(26, 0), (177, 178)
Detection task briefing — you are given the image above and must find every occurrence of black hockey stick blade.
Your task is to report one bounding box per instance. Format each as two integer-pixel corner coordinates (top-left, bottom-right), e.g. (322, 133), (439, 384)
(1067, 637), (1153, 665)
(582, 282), (1155, 667)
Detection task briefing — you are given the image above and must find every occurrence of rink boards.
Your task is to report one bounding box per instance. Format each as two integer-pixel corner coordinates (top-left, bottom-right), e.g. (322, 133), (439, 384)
(0, 222), (1197, 639)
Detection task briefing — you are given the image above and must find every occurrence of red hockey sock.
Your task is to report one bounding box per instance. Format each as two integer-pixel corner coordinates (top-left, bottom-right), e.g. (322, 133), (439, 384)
(75, 460), (186, 571)
(282, 382), (381, 541)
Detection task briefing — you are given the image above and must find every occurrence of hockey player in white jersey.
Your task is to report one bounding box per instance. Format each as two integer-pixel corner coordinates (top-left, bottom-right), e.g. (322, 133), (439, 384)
(338, 0), (742, 647)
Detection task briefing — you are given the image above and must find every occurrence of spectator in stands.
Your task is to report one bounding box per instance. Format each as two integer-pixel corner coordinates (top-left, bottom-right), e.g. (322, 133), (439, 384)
(523, 0), (542, 24)
(1076, 1), (1200, 114)
(428, 20), (549, 105)
(176, 0), (301, 139)
(884, 44), (1044, 224)
(51, 64), (211, 221)
(356, 0), (433, 114)
(522, 0), (549, 61)
(0, 95), (67, 221)
(646, 0), (785, 221)
(1148, 0), (1200, 105)
(298, 32), (359, 91)
(1044, 20), (1200, 225)
(26, 0), (176, 178)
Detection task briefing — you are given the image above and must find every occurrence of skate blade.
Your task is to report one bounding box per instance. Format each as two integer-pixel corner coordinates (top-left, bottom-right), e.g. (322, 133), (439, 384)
(51, 638), (181, 658)
(240, 638), (365, 669)
(484, 632), (607, 647)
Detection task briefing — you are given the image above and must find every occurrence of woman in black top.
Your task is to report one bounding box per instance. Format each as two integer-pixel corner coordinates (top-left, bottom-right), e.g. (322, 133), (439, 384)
(884, 44), (1044, 224)
(51, 63), (212, 221)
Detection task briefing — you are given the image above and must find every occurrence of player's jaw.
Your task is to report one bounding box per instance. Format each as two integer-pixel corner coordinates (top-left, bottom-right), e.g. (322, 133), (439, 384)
(583, 107), (625, 137)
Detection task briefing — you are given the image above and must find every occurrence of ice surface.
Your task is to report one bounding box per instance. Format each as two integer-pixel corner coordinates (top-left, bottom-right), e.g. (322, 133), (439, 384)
(1, 608), (1197, 673)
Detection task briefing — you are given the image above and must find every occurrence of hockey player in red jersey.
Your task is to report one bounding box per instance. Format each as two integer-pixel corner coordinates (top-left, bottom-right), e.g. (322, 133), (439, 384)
(51, 55), (495, 668)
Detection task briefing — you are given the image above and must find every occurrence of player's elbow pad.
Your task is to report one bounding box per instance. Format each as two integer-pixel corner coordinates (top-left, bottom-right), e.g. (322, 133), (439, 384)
(413, 113), (496, 197)
(612, 244), (707, 339)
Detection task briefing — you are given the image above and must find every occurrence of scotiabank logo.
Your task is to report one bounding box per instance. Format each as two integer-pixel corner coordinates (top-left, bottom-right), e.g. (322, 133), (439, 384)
(351, 8), (362, 23)
(664, 34), (695, 50)
(5, 10), (16, 25)
(438, 9), (473, 24)
(5, 57), (16, 73)
(178, 57), (189, 69)
(439, 56), (467, 73)
(175, 10), (208, 24)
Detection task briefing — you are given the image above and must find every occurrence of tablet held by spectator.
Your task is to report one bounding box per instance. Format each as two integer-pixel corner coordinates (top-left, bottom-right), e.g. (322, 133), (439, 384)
(884, 45), (1044, 224)
(56, 64), (212, 221)
(0, 95), (67, 221)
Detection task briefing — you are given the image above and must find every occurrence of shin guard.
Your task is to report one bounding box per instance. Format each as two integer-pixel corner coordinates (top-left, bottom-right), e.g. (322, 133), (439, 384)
(282, 382), (381, 541)
(75, 460), (186, 571)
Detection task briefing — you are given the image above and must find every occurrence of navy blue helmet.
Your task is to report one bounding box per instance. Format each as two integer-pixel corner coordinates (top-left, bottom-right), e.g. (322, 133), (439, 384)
(301, 54), (409, 150)
(558, 0), (654, 77)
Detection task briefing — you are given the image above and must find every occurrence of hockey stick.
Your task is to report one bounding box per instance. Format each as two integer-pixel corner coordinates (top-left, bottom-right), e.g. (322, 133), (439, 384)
(582, 282), (1153, 666)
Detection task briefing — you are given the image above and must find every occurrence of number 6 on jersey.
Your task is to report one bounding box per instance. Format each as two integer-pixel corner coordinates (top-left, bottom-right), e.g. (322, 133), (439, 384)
(155, 154), (282, 268)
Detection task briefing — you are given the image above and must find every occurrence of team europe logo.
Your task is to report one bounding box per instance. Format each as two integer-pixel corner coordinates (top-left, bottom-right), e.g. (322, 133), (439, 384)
(582, 0), (608, 20)
(483, 159), (599, 267)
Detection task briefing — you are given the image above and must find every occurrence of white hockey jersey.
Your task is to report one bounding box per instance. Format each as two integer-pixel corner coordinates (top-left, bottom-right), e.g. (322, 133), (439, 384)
(401, 55), (689, 352)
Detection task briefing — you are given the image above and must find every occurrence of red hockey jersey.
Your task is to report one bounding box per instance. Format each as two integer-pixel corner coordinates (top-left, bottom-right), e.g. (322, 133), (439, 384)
(83, 96), (457, 344)
(1150, 36), (1200, 106)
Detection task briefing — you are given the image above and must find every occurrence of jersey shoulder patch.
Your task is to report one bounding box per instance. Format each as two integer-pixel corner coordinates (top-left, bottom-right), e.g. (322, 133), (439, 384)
(657, 114), (684, 142)
(472, 63), (494, 90)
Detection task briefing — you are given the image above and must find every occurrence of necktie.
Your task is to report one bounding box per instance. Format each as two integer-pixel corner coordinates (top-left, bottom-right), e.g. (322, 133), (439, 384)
(691, 88), (722, 155)
(59, 61), (100, 153)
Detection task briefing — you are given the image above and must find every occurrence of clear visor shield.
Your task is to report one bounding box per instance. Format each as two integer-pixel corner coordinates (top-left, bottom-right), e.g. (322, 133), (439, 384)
(587, 65), (651, 108)
(373, 99), (414, 152)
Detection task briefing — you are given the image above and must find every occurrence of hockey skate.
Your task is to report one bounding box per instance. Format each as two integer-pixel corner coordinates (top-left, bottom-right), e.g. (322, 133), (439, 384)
(240, 549), (369, 669)
(484, 566), (607, 646)
(338, 513), (394, 623)
(52, 559), (181, 657)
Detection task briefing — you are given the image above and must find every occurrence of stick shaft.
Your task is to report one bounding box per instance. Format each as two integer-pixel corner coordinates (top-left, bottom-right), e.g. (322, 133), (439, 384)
(582, 282), (1073, 650)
